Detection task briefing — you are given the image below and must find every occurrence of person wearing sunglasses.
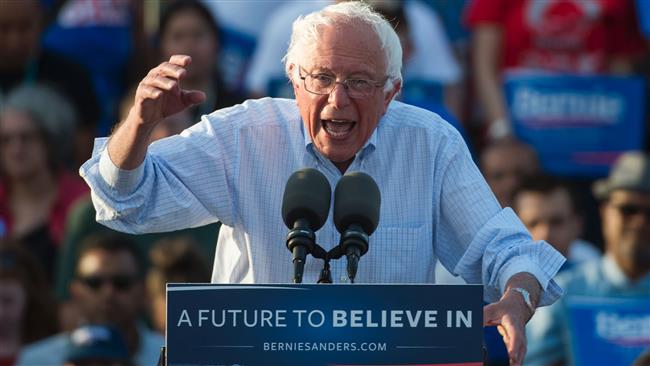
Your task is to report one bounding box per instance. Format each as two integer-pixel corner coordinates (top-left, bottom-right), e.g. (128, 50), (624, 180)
(81, 2), (566, 364)
(16, 233), (163, 366)
(527, 152), (650, 366)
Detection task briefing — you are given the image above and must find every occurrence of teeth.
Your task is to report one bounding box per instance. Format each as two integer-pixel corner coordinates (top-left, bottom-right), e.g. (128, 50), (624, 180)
(323, 119), (354, 138)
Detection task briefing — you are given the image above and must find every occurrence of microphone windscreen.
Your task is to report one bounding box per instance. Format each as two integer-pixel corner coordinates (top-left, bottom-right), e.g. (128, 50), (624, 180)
(281, 168), (332, 231)
(333, 172), (380, 235)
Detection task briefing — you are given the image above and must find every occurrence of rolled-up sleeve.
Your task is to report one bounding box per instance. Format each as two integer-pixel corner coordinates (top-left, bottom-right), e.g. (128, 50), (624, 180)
(435, 129), (565, 305)
(79, 109), (240, 234)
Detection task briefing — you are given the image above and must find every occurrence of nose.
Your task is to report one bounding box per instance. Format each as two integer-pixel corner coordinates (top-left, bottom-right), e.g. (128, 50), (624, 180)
(97, 282), (120, 299)
(328, 82), (351, 109)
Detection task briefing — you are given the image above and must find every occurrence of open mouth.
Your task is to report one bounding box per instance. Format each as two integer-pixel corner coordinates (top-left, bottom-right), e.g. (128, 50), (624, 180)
(322, 119), (355, 138)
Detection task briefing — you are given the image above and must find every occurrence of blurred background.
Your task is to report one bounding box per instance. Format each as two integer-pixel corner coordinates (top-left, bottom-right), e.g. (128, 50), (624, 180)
(0, 0), (649, 365)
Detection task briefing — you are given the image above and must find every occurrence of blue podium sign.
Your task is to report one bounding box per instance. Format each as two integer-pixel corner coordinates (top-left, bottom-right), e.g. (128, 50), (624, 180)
(504, 73), (645, 178)
(566, 296), (650, 365)
(166, 284), (483, 366)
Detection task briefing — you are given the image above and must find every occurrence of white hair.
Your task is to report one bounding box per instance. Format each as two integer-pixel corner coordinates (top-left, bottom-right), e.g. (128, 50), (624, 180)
(283, 1), (403, 93)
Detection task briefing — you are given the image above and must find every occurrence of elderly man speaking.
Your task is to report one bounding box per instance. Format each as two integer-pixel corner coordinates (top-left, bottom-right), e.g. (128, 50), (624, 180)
(80, 2), (564, 365)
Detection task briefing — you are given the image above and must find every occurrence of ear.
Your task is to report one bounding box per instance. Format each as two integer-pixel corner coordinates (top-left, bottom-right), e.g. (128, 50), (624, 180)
(382, 79), (402, 113)
(288, 64), (299, 91)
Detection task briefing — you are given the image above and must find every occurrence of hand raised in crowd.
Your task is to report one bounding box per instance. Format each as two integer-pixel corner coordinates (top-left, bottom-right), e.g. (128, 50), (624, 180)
(129, 55), (206, 127)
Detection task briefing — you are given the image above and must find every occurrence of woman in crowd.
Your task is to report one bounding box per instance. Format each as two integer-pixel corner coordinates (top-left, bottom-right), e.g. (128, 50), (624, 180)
(157, 0), (245, 123)
(0, 84), (89, 279)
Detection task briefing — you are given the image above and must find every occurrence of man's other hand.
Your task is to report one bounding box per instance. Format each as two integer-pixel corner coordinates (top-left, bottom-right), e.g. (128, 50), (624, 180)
(484, 272), (541, 366)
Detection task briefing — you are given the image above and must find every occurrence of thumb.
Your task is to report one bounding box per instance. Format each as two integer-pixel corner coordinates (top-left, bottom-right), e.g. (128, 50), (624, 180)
(181, 90), (207, 106)
(483, 302), (501, 326)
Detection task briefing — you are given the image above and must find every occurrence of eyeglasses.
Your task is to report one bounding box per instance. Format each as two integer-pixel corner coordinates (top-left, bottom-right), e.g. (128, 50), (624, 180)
(78, 275), (138, 292)
(298, 66), (387, 99)
(611, 204), (650, 219)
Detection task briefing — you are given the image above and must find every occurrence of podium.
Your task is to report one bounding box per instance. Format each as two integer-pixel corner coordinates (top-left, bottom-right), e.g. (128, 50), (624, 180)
(162, 283), (484, 366)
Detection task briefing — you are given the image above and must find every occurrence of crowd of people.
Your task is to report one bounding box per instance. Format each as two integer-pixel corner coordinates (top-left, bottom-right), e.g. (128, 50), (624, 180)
(0, 0), (649, 365)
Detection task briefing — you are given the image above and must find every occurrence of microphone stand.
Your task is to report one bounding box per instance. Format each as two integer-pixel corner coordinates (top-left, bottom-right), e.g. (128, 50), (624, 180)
(286, 219), (315, 283)
(317, 260), (333, 283)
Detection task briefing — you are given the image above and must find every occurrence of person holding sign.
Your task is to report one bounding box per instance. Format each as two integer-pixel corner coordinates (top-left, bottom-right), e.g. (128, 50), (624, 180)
(80, 2), (565, 364)
(526, 152), (650, 366)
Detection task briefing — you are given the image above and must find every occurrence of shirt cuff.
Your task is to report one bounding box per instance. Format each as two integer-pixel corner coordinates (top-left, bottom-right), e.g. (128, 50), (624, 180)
(98, 144), (145, 195)
(497, 245), (565, 307)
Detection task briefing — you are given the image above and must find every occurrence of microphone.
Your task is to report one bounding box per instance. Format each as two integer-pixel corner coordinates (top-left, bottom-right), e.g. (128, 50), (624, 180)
(281, 168), (331, 283)
(333, 172), (380, 283)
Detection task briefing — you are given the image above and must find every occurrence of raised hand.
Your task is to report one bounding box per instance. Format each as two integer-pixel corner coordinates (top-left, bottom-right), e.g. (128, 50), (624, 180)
(107, 55), (206, 169)
(130, 55), (206, 127)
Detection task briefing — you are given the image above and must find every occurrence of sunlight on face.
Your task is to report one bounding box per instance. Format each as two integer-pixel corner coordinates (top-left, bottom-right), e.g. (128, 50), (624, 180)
(291, 21), (398, 172)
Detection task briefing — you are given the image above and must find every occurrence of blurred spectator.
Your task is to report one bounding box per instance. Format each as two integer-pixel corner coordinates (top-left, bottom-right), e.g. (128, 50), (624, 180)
(0, 0), (100, 166)
(0, 243), (58, 366)
(156, 0), (245, 124)
(146, 237), (210, 334)
(244, 0), (461, 109)
(526, 152), (650, 365)
(0, 84), (89, 280)
(54, 201), (219, 301)
(480, 139), (539, 208)
(63, 325), (132, 366)
(41, 0), (150, 136)
(466, 0), (646, 140)
(17, 233), (163, 366)
(513, 175), (600, 268)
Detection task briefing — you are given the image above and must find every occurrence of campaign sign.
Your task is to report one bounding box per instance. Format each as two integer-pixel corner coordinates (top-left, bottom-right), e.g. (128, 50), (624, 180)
(166, 284), (483, 366)
(504, 74), (645, 178)
(566, 296), (650, 365)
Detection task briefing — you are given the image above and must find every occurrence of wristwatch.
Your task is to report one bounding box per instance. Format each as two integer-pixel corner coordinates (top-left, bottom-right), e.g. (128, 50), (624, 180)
(510, 287), (535, 315)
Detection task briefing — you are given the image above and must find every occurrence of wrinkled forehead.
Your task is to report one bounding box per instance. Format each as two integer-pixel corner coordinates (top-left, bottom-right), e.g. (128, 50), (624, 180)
(298, 20), (386, 74)
(516, 188), (574, 213)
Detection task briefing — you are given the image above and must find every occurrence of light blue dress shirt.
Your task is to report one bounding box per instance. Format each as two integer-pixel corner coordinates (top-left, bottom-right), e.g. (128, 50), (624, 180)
(80, 98), (564, 304)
